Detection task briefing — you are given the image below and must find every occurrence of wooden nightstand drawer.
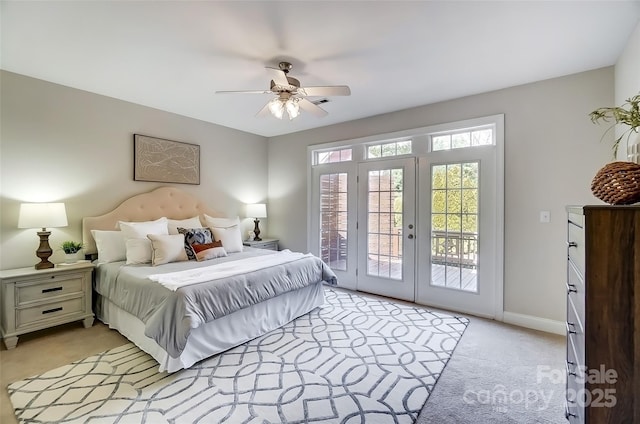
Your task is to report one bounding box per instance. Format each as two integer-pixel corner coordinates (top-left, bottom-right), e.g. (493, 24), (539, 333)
(16, 274), (84, 305)
(17, 297), (84, 328)
(243, 238), (279, 251)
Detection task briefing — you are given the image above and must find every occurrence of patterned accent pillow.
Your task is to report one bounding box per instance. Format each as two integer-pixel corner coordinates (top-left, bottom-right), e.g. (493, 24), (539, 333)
(177, 227), (214, 260)
(192, 241), (227, 261)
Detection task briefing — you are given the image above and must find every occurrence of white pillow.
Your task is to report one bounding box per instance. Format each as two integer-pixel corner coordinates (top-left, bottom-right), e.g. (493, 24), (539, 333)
(210, 225), (244, 253)
(147, 234), (188, 266)
(118, 217), (169, 239)
(167, 216), (203, 235)
(91, 230), (126, 263)
(203, 214), (240, 229)
(125, 238), (154, 264)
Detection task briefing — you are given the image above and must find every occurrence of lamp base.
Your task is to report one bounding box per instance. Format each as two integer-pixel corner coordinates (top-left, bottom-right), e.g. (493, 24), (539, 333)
(253, 218), (262, 241)
(35, 230), (54, 270)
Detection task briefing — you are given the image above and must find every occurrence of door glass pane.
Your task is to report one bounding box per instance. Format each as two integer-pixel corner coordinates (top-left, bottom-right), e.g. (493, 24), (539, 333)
(430, 161), (478, 292)
(367, 168), (403, 280)
(319, 173), (348, 271)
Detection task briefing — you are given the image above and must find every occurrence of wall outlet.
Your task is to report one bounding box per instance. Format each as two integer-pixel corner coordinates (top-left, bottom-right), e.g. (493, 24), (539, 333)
(540, 210), (550, 223)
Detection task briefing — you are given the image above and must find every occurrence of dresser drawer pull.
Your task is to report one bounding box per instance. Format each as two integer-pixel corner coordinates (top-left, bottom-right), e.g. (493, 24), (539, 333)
(42, 307), (63, 315)
(42, 287), (63, 294)
(566, 361), (577, 377)
(566, 283), (577, 293)
(567, 241), (578, 248)
(566, 322), (577, 334)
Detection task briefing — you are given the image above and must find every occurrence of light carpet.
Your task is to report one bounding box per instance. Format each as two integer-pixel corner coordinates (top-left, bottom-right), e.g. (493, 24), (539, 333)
(8, 288), (468, 423)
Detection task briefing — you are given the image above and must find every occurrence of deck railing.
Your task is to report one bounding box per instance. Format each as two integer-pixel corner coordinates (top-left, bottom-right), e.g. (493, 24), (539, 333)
(431, 230), (478, 268)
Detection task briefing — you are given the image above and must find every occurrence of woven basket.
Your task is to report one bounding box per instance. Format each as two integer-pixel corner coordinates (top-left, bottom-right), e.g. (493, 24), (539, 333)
(591, 161), (640, 205)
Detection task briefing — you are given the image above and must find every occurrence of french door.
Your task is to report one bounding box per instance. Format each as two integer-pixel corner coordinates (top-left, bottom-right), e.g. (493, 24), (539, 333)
(416, 146), (499, 318)
(356, 158), (416, 301)
(309, 115), (503, 318)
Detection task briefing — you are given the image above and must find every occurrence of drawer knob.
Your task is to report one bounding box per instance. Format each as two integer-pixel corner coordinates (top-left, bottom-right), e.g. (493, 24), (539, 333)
(567, 241), (578, 248)
(566, 322), (577, 334)
(566, 283), (578, 294)
(565, 361), (577, 376)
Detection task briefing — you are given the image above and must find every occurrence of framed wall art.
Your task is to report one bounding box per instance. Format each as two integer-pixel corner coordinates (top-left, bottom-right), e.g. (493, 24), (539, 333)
(133, 134), (200, 185)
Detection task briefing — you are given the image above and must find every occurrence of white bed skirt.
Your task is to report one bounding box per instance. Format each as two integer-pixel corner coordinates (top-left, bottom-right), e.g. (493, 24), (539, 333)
(96, 282), (326, 373)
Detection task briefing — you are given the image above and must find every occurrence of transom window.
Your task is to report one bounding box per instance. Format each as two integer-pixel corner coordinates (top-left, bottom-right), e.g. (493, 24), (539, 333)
(431, 126), (493, 152)
(367, 140), (412, 159)
(315, 148), (352, 165)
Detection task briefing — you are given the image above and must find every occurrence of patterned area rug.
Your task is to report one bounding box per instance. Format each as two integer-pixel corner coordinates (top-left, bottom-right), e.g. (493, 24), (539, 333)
(8, 288), (468, 423)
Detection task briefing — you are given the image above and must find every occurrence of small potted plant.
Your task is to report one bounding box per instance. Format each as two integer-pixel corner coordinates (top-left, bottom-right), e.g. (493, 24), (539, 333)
(589, 93), (640, 160)
(61, 241), (83, 263)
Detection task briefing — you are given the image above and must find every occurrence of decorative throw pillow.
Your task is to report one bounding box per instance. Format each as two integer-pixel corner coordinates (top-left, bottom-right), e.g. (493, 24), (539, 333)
(210, 225), (243, 253)
(177, 227), (214, 260)
(125, 238), (153, 265)
(167, 216), (203, 235)
(147, 234), (189, 266)
(118, 217), (169, 239)
(91, 230), (126, 263)
(192, 240), (227, 261)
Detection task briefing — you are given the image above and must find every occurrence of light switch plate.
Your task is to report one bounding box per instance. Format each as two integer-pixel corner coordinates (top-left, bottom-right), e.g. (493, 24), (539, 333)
(540, 210), (550, 223)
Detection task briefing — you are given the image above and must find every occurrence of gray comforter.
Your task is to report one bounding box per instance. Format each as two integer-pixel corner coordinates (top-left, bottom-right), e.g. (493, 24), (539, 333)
(94, 249), (337, 357)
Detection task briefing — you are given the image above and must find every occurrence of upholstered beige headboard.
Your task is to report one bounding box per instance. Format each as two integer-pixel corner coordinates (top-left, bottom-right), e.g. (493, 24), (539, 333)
(82, 186), (220, 255)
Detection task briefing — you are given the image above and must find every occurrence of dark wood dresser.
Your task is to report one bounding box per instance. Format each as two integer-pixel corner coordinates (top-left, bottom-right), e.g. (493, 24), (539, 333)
(565, 205), (640, 423)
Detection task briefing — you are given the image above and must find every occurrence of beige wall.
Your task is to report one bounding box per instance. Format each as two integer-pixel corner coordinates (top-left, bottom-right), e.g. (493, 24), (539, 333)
(0, 71), (268, 269)
(268, 67), (614, 323)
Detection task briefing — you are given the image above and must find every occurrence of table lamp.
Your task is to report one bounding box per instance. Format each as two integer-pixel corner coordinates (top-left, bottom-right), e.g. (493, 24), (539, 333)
(246, 203), (267, 241)
(18, 203), (68, 269)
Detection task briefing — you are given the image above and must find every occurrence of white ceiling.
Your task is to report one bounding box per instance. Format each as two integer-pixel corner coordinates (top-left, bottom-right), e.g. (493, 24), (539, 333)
(2, 1), (639, 138)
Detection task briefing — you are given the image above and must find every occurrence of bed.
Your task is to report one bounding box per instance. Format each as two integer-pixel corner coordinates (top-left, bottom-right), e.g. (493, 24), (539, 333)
(82, 187), (336, 373)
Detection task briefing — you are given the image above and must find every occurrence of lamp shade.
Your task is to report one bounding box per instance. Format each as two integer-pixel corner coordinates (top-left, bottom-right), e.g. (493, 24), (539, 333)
(246, 203), (267, 219)
(18, 203), (68, 229)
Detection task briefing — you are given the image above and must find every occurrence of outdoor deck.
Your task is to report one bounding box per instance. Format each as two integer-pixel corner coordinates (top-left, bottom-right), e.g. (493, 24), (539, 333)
(365, 259), (478, 293)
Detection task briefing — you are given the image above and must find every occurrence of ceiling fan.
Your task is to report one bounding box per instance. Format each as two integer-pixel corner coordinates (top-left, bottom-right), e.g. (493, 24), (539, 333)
(215, 61), (351, 120)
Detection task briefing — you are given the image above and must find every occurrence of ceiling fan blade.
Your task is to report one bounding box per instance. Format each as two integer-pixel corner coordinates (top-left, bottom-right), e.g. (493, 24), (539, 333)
(299, 98), (328, 117)
(299, 85), (351, 97)
(265, 67), (289, 87)
(215, 90), (271, 94)
(256, 101), (272, 118)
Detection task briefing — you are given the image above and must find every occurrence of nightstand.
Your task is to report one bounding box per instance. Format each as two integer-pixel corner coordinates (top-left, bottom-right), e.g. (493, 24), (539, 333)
(243, 238), (279, 251)
(0, 262), (95, 349)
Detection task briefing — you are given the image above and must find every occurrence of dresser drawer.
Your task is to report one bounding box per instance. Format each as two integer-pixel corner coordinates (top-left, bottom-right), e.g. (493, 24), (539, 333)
(16, 297), (84, 329)
(567, 211), (584, 229)
(16, 274), (84, 305)
(565, 360), (585, 424)
(568, 222), (585, 276)
(566, 320), (585, 424)
(567, 261), (585, 327)
(567, 296), (585, 366)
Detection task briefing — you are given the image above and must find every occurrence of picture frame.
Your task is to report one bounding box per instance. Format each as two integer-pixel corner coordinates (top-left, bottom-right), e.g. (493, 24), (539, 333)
(133, 134), (200, 185)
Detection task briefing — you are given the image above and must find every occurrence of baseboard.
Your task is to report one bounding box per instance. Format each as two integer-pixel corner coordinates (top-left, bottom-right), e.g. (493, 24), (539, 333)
(502, 311), (565, 336)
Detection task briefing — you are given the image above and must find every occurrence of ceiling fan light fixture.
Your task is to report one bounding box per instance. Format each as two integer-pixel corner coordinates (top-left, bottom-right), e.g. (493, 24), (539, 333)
(268, 98), (285, 119)
(268, 97), (300, 120)
(285, 98), (300, 120)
